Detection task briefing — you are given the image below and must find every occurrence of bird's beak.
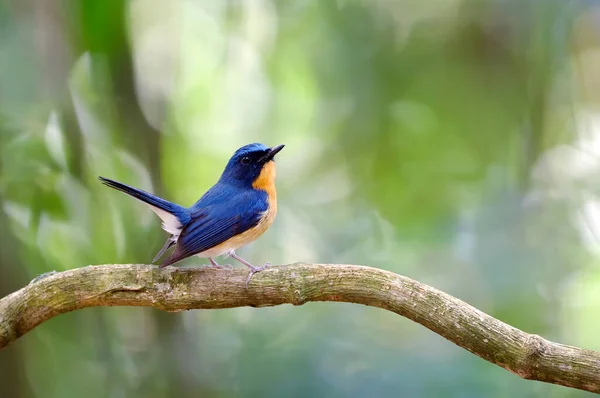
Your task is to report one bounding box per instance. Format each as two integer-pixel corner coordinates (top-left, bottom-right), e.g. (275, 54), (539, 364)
(263, 144), (285, 162)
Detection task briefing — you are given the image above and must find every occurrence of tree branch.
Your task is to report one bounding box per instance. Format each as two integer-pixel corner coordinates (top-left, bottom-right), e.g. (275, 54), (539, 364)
(0, 264), (598, 393)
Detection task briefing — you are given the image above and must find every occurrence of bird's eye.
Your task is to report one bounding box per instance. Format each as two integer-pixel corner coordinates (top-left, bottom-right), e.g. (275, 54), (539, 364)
(241, 156), (251, 165)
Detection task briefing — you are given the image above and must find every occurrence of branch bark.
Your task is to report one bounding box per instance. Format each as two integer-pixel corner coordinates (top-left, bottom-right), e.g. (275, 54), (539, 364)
(0, 263), (598, 393)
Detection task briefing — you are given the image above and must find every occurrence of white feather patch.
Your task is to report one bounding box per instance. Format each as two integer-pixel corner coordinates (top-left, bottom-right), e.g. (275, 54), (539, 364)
(146, 204), (182, 236)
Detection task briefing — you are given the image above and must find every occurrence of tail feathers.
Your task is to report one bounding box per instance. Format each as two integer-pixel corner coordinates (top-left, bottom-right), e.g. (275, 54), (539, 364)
(99, 176), (190, 233)
(153, 237), (176, 263)
(159, 250), (181, 268)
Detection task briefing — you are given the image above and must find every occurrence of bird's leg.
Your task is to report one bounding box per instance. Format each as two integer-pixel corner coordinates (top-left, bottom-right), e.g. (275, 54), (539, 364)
(208, 258), (232, 270)
(229, 252), (270, 287)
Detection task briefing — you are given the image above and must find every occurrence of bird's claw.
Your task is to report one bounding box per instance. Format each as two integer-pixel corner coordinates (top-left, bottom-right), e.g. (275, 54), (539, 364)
(245, 262), (271, 288)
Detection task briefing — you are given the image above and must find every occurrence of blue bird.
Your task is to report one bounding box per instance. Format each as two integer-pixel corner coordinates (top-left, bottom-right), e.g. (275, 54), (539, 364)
(99, 143), (284, 285)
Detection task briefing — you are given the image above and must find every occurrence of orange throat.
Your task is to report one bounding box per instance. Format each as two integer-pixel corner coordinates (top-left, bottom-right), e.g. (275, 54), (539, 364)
(253, 161), (277, 201)
(253, 160), (278, 227)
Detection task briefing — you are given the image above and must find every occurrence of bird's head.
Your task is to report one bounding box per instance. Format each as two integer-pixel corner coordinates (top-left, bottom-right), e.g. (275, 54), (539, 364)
(219, 143), (285, 190)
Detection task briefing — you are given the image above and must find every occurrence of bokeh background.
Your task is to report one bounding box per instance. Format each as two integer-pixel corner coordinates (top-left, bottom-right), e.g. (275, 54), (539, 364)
(1, 0), (599, 396)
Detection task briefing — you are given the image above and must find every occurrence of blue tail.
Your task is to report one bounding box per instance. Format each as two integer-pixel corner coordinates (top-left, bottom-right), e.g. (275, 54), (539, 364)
(98, 176), (190, 225)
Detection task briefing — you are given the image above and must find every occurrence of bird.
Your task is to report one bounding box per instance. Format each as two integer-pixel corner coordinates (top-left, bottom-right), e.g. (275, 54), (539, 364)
(99, 143), (284, 286)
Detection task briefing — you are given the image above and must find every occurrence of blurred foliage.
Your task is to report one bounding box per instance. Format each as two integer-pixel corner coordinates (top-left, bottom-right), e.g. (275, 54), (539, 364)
(1, 0), (600, 397)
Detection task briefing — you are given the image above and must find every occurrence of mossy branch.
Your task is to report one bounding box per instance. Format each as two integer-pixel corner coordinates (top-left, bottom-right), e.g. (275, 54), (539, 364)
(0, 263), (598, 393)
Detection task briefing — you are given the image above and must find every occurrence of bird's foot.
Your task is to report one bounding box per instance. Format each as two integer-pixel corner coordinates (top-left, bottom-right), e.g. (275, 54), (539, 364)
(245, 262), (271, 288)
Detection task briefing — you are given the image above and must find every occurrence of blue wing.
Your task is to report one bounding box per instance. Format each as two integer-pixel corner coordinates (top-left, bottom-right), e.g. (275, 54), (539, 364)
(160, 189), (268, 267)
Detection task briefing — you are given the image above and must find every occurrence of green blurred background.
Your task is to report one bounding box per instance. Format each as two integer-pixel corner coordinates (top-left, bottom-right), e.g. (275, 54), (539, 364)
(1, 0), (599, 396)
